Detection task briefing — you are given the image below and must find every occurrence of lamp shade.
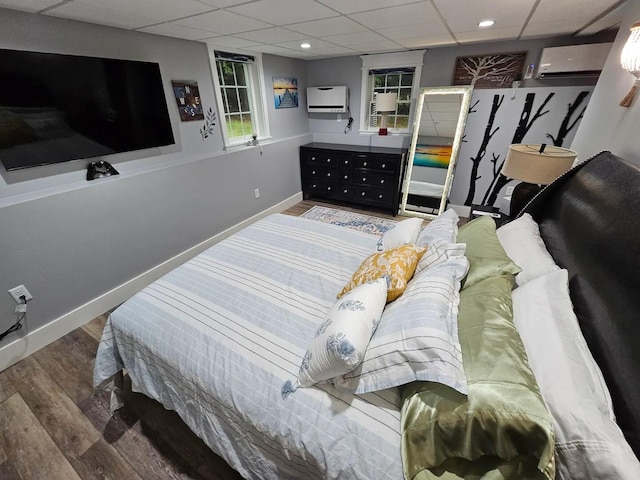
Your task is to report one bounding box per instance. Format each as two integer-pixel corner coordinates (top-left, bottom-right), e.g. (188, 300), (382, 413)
(502, 144), (577, 185)
(376, 93), (397, 113)
(621, 21), (640, 75)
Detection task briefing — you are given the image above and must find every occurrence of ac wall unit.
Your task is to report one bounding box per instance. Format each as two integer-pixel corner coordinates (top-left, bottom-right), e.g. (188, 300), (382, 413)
(307, 86), (349, 113)
(537, 43), (613, 78)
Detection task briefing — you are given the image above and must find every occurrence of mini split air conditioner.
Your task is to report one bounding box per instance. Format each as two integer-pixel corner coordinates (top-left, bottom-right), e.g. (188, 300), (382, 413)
(307, 86), (349, 113)
(536, 43), (613, 78)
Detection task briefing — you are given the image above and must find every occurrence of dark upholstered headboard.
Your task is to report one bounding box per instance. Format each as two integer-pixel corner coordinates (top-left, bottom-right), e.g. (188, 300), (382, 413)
(523, 151), (640, 458)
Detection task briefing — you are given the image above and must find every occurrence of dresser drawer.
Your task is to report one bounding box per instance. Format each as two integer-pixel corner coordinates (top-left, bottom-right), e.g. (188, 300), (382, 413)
(304, 165), (341, 182)
(352, 171), (393, 188)
(303, 180), (350, 200)
(353, 154), (397, 172)
(302, 149), (343, 168)
(352, 186), (394, 206)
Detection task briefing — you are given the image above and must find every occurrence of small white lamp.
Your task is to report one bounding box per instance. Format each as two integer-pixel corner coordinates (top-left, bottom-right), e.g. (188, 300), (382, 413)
(620, 21), (640, 107)
(375, 92), (397, 136)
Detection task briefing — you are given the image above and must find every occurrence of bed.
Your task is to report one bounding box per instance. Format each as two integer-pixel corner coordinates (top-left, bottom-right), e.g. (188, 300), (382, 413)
(94, 150), (640, 479)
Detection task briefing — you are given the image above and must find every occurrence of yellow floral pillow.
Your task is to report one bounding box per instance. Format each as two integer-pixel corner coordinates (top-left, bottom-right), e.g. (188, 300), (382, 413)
(339, 244), (427, 302)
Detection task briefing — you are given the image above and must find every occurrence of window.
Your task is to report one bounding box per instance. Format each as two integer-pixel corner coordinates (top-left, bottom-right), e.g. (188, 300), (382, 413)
(210, 50), (270, 147)
(359, 50), (425, 134)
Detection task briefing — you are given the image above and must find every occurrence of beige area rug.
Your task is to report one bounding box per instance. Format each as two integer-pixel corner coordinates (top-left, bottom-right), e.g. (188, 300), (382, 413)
(300, 205), (397, 235)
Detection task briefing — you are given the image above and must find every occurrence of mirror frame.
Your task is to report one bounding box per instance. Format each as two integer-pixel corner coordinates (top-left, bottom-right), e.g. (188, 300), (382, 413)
(399, 85), (473, 219)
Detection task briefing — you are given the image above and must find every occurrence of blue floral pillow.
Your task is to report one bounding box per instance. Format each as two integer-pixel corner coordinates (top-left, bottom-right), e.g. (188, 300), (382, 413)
(282, 277), (388, 397)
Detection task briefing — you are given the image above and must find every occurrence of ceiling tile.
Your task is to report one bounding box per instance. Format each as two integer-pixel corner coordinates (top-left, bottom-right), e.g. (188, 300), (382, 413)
(527, 0), (620, 24)
(236, 27), (308, 43)
(455, 26), (522, 44)
(286, 16), (367, 37)
(273, 49), (319, 59)
(306, 45), (360, 56)
(275, 38), (335, 50)
(175, 9), (271, 34)
(138, 22), (213, 40)
(72, 0), (213, 22)
(0, 0), (60, 12)
(322, 30), (394, 47)
(45, 3), (155, 29)
(204, 36), (262, 48)
(433, 0), (536, 31)
(578, 1), (626, 35)
(349, 2), (442, 30)
(248, 44), (299, 54)
(316, 0), (422, 15)
(396, 35), (457, 49)
(197, 0), (260, 6)
(378, 23), (452, 41)
(354, 41), (405, 53)
(523, 19), (585, 37)
(228, 0), (338, 25)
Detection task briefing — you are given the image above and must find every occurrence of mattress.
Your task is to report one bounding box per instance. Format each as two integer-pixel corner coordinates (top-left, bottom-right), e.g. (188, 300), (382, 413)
(94, 214), (406, 479)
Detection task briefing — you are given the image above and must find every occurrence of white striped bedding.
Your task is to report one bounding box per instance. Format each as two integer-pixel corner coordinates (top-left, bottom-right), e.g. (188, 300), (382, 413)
(93, 213), (464, 479)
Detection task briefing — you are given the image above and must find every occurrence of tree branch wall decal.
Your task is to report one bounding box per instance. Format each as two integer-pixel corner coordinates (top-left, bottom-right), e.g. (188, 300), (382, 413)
(546, 91), (589, 147)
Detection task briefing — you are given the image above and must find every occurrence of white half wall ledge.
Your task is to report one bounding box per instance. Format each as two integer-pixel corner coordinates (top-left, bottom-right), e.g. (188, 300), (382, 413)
(0, 191), (303, 373)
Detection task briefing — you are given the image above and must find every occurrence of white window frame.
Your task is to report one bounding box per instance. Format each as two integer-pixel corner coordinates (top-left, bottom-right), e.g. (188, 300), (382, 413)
(359, 50), (426, 135)
(209, 48), (271, 148)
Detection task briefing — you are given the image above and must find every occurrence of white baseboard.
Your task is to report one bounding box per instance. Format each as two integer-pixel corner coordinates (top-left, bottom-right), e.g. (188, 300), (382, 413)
(0, 192), (303, 372)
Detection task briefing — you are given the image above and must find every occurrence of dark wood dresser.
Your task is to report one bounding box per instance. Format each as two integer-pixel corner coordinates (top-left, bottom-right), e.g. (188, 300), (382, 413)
(299, 143), (407, 216)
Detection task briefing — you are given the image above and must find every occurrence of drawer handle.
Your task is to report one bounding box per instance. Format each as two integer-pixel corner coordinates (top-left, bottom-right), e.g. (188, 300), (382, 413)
(343, 189), (348, 194)
(327, 186), (332, 191)
(382, 163), (386, 168)
(344, 160), (349, 165)
(379, 194), (383, 199)
(312, 170), (316, 174)
(327, 158), (331, 163)
(327, 173), (331, 177)
(311, 156), (316, 160)
(363, 162), (368, 166)
(344, 175), (348, 179)
(361, 192), (366, 197)
(312, 184), (317, 188)
(380, 179), (384, 184)
(362, 177), (366, 182)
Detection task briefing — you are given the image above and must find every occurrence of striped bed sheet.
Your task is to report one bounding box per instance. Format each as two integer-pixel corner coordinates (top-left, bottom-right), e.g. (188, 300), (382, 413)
(93, 213), (460, 479)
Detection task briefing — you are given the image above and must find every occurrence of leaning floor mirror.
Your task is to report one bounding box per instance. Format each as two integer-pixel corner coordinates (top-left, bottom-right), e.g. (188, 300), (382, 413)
(399, 85), (473, 219)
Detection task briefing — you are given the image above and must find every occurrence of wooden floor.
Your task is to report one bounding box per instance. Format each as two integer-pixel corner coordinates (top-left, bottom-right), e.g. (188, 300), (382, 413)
(0, 200), (401, 480)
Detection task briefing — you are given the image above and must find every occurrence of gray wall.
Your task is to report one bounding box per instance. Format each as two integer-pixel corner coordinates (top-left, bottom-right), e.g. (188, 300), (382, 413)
(571, 0), (640, 161)
(0, 9), (310, 338)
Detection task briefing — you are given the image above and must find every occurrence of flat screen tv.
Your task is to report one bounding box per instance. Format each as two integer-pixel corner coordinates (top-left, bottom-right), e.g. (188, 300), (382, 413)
(0, 48), (175, 171)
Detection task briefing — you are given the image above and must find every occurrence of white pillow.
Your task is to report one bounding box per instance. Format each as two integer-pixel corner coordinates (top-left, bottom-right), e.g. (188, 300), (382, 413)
(513, 269), (640, 480)
(415, 239), (466, 274)
(496, 213), (559, 286)
(295, 277), (387, 388)
(332, 256), (469, 395)
(415, 208), (459, 247)
(377, 217), (423, 251)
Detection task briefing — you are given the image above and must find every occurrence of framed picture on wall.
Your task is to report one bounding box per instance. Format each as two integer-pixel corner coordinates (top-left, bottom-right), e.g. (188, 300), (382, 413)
(172, 80), (205, 121)
(452, 52), (526, 88)
(273, 77), (299, 109)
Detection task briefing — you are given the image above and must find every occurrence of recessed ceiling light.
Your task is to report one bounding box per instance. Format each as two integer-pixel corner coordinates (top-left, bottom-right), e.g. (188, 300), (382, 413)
(478, 20), (495, 28)
(301, 42), (311, 49)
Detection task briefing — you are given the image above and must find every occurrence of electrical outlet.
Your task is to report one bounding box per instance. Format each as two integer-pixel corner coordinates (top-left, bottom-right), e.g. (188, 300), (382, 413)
(254, 188), (260, 199)
(8, 285), (33, 304)
(337, 114), (342, 122)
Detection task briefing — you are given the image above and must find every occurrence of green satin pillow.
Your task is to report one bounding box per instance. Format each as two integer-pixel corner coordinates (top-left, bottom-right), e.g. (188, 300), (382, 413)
(457, 215), (521, 288)
(400, 274), (555, 480)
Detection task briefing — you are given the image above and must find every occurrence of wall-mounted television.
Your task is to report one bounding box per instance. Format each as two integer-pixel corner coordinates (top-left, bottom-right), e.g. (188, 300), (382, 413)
(0, 48), (175, 171)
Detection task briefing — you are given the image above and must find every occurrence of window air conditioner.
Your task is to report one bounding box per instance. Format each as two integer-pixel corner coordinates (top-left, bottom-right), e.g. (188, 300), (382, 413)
(537, 43), (613, 78)
(307, 86), (349, 113)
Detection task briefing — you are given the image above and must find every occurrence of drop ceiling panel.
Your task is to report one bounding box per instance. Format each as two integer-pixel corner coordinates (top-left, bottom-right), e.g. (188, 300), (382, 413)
(316, 0), (421, 15)
(0, 0), (61, 12)
(175, 9), (271, 34)
(308, 45), (360, 57)
(349, 2), (443, 30)
(398, 36), (457, 48)
(455, 26), (522, 44)
(228, 0), (338, 25)
(197, 0), (260, 6)
(527, 0), (620, 24)
(46, 3), (155, 29)
(523, 19), (587, 37)
(286, 16), (367, 37)
(578, 2), (626, 35)
(138, 22), (213, 40)
(379, 23), (453, 41)
(434, 0), (536, 31)
(63, 0), (213, 23)
(322, 30), (401, 47)
(275, 38), (334, 50)
(205, 36), (263, 49)
(235, 27), (308, 43)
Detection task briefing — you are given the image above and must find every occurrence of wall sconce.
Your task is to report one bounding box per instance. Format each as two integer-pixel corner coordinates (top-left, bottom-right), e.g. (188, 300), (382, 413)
(620, 21), (640, 107)
(375, 92), (397, 135)
(502, 144), (577, 216)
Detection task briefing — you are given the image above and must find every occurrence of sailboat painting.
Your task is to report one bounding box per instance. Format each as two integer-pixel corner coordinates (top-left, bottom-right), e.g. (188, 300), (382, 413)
(273, 77), (299, 109)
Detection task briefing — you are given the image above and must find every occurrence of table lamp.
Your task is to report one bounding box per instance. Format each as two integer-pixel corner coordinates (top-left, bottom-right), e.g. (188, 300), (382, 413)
(376, 92), (397, 136)
(502, 143), (577, 216)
